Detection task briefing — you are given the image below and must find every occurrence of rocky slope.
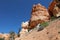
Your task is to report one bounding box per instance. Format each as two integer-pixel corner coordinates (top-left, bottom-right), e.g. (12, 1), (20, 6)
(20, 18), (60, 40)
(18, 1), (60, 40)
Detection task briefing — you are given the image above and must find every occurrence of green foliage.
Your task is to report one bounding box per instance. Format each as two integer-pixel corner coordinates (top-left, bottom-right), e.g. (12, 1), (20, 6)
(37, 22), (49, 31)
(40, 22), (49, 27)
(9, 31), (15, 40)
(9, 31), (15, 36)
(50, 16), (56, 21)
(0, 38), (4, 40)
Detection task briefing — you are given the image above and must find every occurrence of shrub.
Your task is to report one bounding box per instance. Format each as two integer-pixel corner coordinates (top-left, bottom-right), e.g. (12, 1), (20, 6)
(9, 31), (15, 40)
(0, 38), (4, 40)
(50, 16), (56, 21)
(40, 22), (49, 27)
(37, 22), (49, 31)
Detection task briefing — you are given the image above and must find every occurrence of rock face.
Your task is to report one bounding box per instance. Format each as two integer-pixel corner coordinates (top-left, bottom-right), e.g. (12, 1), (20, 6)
(21, 21), (29, 29)
(20, 19), (60, 40)
(29, 3), (50, 29)
(48, 0), (60, 17)
(0, 33), (10, 40)
(48, 0), (57, 16)
(53, 3), (60, 17)
(20, 21), (29, 37)
(15, 37), (20, 40)
(0, 33), (18, 40)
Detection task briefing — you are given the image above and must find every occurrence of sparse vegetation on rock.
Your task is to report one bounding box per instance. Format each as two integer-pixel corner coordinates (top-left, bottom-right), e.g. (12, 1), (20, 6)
(9, 31), (15, 40)
(40, 22), (49, 27)
(0, 0), (60, 40)
(0, 38), (4, 40)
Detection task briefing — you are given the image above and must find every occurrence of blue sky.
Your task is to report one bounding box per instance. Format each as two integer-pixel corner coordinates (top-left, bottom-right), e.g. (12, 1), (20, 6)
(0, 0), (52, 33)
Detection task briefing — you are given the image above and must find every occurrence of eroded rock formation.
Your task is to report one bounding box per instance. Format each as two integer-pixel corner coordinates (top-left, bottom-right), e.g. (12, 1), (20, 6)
(20, 21), (29, 37)
(29, 3), (50, 29)
(0, 33), (10, 40)
(48, 0), (60, 17)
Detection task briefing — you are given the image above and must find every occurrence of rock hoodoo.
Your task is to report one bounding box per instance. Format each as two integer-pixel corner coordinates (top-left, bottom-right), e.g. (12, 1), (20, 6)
(20, 21), (29, 37)
(29, 3), (50, 29)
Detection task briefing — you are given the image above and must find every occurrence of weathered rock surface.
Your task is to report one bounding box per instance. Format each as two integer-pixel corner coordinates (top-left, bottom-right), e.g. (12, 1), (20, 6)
(48, 0), (57, 16)
(29, 3), (50, 29)
(0, 33), (10, 40)
(53, 3), (60, 17)
(20, 19), (60, 40)
(48, 0), (60, 17)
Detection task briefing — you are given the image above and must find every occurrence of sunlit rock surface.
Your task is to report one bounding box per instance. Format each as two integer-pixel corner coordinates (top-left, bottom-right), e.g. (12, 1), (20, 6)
(20, 19), (60, 40)
(48, 0), (60, 17)
(29, 3), (50, 29)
